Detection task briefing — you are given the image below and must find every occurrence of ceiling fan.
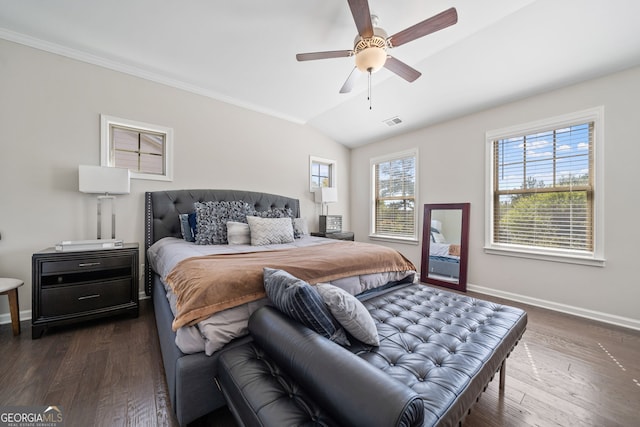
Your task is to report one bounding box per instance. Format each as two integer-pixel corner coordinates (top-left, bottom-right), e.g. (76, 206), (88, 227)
(296, 0), (458, 94)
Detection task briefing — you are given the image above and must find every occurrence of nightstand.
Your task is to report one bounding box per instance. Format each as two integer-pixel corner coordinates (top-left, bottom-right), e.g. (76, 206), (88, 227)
(311, 231), (354, 241)
(31, 243), (139, 339)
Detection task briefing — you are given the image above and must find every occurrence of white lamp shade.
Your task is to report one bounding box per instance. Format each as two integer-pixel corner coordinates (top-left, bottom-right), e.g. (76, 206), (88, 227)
(79, 165), (130, 194)
(314, 187), (338, 203)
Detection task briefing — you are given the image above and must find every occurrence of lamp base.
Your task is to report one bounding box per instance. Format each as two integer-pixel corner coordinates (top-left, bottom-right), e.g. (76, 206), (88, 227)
(319, 215), (342, 234)
(97, 194), (120, 240)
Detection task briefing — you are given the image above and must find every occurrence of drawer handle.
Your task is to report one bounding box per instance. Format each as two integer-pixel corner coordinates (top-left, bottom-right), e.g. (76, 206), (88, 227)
(78, 262), (101, 267)
(78, 294), (101, 300)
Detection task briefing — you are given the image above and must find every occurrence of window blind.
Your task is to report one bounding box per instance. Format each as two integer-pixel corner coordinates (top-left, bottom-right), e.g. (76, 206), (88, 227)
(112, 125), (165, 175)
(374, 154), (416, 238)
(493, 122), (594, 252)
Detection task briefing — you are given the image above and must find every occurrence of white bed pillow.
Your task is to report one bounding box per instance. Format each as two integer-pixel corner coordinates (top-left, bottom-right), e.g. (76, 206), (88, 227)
(226, 221), (251, 245)
(246, 216), (294, 245)
(431, 229), (446, 243)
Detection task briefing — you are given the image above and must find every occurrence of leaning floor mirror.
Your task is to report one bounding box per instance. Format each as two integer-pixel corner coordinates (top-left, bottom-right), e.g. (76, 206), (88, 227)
(420, 203), (470, 292)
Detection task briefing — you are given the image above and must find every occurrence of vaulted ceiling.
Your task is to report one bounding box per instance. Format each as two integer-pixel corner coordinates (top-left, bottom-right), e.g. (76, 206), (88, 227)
(1, 0), (639, 147)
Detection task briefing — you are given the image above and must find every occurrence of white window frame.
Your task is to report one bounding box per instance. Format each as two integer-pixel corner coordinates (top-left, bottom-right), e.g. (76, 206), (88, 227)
(369, 148), (419, 244)
(309, 156), (337, 192)
(485, 106), (605, 266)
(100, 114), (174, 181)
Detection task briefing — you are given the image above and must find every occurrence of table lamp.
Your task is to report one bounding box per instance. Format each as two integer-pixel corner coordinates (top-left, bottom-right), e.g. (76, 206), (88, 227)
(79, 165), (130, 240)
(314, 187), (341, 233)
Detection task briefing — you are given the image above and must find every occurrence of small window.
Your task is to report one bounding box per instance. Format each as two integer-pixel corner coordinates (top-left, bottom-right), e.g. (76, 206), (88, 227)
(101, 115), (173, 181)
(309, 156), (337, 192)
(370, 149), (418, 242)
(485, 107), (604, 265)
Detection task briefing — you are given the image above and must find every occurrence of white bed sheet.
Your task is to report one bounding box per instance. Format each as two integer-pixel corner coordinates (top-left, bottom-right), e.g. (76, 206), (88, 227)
(429, 242), (460, 259)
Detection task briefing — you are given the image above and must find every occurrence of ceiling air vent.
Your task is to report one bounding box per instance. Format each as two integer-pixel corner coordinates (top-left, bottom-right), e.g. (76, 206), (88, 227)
(383, 116), (403, 127)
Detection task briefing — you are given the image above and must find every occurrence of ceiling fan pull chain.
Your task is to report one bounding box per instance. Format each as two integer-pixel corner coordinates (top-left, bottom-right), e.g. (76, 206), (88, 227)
(368, 69), (373, 110)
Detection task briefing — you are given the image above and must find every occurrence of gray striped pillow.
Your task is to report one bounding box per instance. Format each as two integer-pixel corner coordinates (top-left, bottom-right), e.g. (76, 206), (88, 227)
(263, 268), (349, 346)
(315, 283), (380, 346)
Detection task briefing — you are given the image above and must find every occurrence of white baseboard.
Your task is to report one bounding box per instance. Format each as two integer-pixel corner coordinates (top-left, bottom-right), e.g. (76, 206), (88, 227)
(4, 287), (638, 332)
(0, 292), (150, 326)
(467, 283), (640, 331)
(0, 309), (32, 325)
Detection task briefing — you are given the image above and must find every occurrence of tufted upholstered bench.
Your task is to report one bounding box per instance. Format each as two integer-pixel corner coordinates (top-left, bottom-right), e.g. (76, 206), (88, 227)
(353, 284), (527, 425)
(217, 283), (527, 426)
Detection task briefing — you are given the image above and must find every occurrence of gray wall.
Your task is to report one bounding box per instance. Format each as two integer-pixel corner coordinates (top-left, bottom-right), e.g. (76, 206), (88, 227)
(350, 66), (640, 329)
(0, 39), (350, 321)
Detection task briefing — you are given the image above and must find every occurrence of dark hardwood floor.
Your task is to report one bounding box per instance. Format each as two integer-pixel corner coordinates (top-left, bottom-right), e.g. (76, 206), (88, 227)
(1, 292), (638, 426)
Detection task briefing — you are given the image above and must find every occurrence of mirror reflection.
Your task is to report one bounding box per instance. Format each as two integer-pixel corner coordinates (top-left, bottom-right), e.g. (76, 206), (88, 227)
(421, 203), (469, 292)
(428, 210), (462, 283)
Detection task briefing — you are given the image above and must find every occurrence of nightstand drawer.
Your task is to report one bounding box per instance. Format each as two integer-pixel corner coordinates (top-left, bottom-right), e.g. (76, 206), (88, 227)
(41, 254), (131, 275)
(40, 279), (132, 317)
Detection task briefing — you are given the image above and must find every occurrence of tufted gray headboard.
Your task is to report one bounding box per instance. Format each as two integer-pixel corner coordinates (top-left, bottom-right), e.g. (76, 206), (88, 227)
(144, 189), (301, 295)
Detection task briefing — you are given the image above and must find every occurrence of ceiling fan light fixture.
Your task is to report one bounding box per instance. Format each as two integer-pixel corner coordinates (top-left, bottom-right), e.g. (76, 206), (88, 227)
(295, 2), (459, 94)
(355, 46), (387, 72)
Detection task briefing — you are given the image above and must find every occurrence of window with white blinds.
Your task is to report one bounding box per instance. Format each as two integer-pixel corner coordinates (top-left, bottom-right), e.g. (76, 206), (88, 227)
(371, 149), (418, 241)
(100, 115), (173, 182)
(486, 107), (605, 265)
(112, 126), (166, 175)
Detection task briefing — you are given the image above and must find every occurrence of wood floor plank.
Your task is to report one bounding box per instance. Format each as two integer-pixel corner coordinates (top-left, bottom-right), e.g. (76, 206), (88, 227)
(1, 292), (638, 426)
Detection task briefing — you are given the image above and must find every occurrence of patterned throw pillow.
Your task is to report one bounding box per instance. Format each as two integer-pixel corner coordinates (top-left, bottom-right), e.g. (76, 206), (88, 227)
(255, 207), (300, 239)
(293, 218), (309, 238)
(315, 283), (380, 346)
(263, 268), (349, 346)
(194, 201), (255, 245)
(246, 216), (294, 245)
(254, 207), (293, 219)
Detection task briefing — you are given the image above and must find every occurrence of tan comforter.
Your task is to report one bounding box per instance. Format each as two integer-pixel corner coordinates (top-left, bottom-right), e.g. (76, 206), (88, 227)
(166, 241), (415, 330)
(448, 244), (461, 257)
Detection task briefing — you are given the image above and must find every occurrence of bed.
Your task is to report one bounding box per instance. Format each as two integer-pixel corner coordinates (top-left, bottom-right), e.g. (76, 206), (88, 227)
(144, 189), (417, 426)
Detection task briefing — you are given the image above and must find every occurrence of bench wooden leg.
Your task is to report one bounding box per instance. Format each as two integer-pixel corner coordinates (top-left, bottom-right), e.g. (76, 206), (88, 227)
(499, 359), (506, 391)
(7, 288), (21, 336)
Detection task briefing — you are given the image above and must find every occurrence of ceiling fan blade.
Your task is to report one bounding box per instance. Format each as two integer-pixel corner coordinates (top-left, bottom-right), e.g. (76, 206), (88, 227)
(388, 7), (457, 48)
(347, 0), (373, 38)
(296, 50), (352, 61)
(339, 67), (361, 93)
(384, 56), (421, 82)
